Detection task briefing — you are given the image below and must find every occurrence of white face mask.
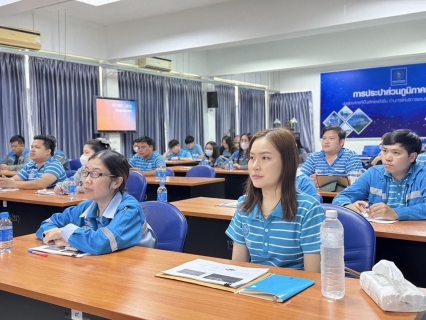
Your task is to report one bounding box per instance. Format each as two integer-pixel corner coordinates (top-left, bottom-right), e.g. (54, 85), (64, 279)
(133, 147), (138, 153)
(80, 154), (89, 167)
(205, 150), (213, 157)
(240, 142), (249, 150)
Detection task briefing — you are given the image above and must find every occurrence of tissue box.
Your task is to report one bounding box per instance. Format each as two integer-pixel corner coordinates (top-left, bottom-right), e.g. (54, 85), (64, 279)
(361, 268), (426, 312)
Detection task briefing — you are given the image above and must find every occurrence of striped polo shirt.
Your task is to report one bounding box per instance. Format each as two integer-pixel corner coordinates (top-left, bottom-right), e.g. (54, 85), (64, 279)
(129, 152), (165, 172)
(385, 172), (411, 209)
(301, 148), (363, 176)
(226, 193), (325, 270)
(18, 157), (66, 188)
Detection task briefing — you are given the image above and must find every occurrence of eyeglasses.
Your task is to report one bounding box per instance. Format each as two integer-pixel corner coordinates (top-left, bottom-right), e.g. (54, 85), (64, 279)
(82, 170), (116, 179)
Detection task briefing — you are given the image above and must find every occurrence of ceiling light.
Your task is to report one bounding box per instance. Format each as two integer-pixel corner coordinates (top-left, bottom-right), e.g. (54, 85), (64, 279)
(0, 0), (21, 7)
(76, 0), (120, 6)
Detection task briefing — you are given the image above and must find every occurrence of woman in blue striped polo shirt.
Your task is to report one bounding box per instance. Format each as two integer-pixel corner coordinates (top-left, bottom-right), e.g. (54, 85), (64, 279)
(226, 128), (325, 272)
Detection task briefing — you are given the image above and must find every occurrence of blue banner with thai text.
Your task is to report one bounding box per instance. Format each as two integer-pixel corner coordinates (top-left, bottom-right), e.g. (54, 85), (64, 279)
(321, 63), (426, 138)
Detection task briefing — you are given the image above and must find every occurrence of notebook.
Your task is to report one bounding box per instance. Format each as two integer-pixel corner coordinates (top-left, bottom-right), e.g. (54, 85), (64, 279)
(236, 274), (315, 302)
(316, 175), (349, 192)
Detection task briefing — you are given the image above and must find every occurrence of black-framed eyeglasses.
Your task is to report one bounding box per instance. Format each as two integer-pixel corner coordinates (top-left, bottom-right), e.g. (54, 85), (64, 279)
(82, 170), (116, 179)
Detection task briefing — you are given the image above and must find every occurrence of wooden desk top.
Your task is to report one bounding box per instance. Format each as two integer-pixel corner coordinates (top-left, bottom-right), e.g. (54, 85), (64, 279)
(372, 221), (426, 243)
(0, 170), (17, 177)
(0, 189), (85, 207)
(145, 176), (225, 186)
(318, 190), (339, 198)
(165, 159), (196, 166)
(172, 197), (235, 220)
(170, 166), (249, 176)
(1, 234), (419, 320)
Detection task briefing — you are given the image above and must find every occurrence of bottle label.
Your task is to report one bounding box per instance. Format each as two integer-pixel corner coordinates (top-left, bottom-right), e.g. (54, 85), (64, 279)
(68, 186), (76, 194)
(0, 228), (13, 242)
(157, 193), (167, 202)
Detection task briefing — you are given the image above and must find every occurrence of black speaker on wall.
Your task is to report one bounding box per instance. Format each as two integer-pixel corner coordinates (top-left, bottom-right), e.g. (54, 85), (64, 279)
(207, 91), (218, 108)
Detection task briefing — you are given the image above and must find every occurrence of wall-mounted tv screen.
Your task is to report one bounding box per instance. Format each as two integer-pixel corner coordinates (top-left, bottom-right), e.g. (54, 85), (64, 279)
(94, 97), (137, 132)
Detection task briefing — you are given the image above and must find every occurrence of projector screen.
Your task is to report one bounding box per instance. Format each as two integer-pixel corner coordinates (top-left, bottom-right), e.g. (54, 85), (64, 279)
(94, 97), (137, 132)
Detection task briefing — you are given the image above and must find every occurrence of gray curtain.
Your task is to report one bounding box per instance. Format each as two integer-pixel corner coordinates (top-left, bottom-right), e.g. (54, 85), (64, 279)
(118, 72), (166, 156)
(0, 53), (28, 155)
(238, 87), (266, 136)
(269, 91), (314, 152)
(166, 78), (203, 149)
(215, 84), (236, 143)
(29, 57), (100, 159)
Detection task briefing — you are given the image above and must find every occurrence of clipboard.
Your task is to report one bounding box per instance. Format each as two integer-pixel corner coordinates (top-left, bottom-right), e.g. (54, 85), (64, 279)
(316, 175), (349, 192)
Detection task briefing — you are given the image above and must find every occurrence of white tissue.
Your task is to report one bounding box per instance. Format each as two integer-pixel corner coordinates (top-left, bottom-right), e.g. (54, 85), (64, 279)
(360, 260), (426, 312)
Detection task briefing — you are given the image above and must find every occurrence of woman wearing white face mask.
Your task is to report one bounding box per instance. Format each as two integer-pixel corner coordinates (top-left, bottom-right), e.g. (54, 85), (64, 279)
(54, 138), (111, 194)
(200, 141), (227, 167)
(224, 133), (252, 170)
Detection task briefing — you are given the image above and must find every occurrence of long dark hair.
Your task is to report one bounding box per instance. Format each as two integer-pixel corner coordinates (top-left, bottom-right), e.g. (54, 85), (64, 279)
(237, 133), (252, 162)
(241, 128), (298, 221)
(204, 141), (220, 161)
(220, 135), (237, 155)
(89, 150), (129, 195)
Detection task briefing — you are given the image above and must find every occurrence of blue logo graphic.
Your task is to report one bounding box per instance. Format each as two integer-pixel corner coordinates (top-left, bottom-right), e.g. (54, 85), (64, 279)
(242, 223), (250, 237)
(391, 68), (407, 86)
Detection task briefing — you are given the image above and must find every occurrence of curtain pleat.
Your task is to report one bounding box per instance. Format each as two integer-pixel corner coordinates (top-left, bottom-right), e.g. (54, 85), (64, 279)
(238, 88), (266, 136)
(269, 92), (314, 152)
(215, 85), (236, 143)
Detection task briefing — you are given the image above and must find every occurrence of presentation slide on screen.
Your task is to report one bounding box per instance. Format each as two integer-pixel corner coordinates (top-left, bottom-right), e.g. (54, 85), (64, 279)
(96, 99), (137, 131)
(321, 63), (426, 138)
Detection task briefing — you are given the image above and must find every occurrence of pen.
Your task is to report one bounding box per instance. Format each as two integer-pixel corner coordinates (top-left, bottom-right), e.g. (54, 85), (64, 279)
(28, 249), (48, 257)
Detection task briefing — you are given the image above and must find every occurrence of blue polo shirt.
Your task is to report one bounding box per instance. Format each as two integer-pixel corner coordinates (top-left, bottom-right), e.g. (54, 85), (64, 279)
(226, 193), (325, 270)
(18, 157), (66, 188)
(301, 148), (362, 176)
(129, 152), (165, 171)
(167, 149), (192, 160)
(184, 144), (203, 157)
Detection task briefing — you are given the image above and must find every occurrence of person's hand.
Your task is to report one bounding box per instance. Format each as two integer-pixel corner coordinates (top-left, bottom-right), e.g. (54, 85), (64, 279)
(344, 201), (369, 214)
(0, 164), (10, 170)
(54, 184), (64, 194)
(0, 177), (16, 188)
(233, 163), (241, 170)
(371, 153), (382, 166)
(369, 203), (398, 220)
(43, 228), (63, 245)
(54, 238), (70, 247)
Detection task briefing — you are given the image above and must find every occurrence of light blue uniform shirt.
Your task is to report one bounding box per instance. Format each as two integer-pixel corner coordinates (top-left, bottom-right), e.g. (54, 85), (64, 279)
(226, 193), (325, 270)
(129, 152), (165, 171)
(301, 148), (363, 176)
(17, 157), (66, 188)
(184, 144), (203, 157)
(167, 149), (192, 160)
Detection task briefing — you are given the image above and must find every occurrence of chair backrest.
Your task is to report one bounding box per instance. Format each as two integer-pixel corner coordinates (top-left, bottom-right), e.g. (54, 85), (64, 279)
(69, 159), (82, 171)
(126, 171), (147, 202)
(361, 145), (381, 157)
(166, 167), (175, 176)
(142, 201), (188, 252)
(322, 204), (376, 274)
(65, 170), (76, 178)
(186, 165), (216, 178)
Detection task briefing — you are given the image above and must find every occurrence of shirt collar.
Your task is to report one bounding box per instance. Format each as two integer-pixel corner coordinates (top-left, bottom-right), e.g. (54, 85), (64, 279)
(320, 148), (344, 159)
(250, 202), (283, 220)
(384, 164), (413, 182)
(79, 192), (123, 219)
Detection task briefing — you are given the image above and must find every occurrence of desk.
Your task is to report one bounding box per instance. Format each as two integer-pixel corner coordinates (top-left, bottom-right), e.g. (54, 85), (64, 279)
(0, 190), (85, 237)
(0, 234), (420, 320)
(171, 166), (249, 199)
(318, 190), (339, 202)
(165, 159), (196, 166)
(145, 176), (225, 201)
(0, 170), (17, 177)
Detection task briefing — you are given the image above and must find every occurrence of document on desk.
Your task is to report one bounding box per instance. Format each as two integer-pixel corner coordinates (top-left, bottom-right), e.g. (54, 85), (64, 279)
(367, 218), (397, 224)
(218, 202), (238, 208)
(35, 189), (56, 195)
(29, 245), (89, 258)
(160, 259), (269, 289)
(0, 188), (19, 193)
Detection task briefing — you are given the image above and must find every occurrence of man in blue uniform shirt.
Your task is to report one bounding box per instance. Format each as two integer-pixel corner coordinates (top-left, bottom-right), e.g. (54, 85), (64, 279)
(183, 135), (203, 159)
(333, 130), (426, 221)
(163, 139), (192, 160)
(129, 136), (165, 176)
(0, 135), (66, 189)
(301, 126), (362, 186)
(0, 135), (30, 171)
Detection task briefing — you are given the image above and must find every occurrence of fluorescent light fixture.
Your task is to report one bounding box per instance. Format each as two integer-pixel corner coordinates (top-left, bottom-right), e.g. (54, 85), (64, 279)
(76, 0), (120, 6)
(0, 0), (21, 7)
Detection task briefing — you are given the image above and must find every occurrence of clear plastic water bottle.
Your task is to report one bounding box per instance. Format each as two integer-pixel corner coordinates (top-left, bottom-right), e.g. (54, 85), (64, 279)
(193, 153), (199, 161)
(228, 160), (234, 171)
(159, 164), (167, 182)
(155, 165), (161, 182)
(0, 212), (13, 253)
(68, 177), (77, 201)
(201, 158), (209, 166)
(157, 181), (167, 202)
(321, 209), (345, 300)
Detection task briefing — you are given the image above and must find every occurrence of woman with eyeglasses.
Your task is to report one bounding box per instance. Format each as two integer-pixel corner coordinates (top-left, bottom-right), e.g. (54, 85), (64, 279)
(36, 150), (146, 255)
(54, 138), (111, 194)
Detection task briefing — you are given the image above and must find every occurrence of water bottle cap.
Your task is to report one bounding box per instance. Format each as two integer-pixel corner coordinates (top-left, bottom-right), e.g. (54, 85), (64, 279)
(325, 210), (338, 218)
(0, 212), (10, 218)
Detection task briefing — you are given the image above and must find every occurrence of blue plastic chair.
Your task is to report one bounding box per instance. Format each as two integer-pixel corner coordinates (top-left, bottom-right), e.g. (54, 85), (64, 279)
(65, 170), (76, 178)
(361, 145), (381, 157)
(166, 167), (175, 176)
(142, 201), (188, 252)
(186, 165), (216, 178)
(126, 171), (147, 202)
(69, 159), (82, 171)
(321, 204), (376, 274)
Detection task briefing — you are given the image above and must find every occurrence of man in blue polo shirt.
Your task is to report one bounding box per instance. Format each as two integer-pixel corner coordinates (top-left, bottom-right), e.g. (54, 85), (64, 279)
(333, 129), (426, 221)
(301, 126), (362, 186)
(163, 139), (192, 160)
(0, 135), (30, 171)
(183, 135), (203, 159)
(0, 135), (66, 189)
(129, 136), (165, 176)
